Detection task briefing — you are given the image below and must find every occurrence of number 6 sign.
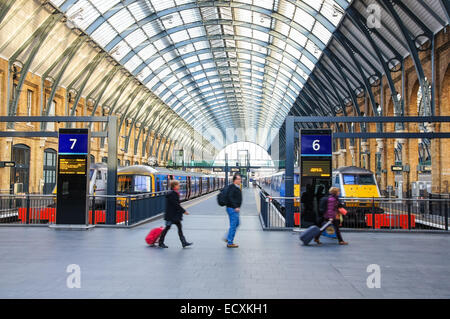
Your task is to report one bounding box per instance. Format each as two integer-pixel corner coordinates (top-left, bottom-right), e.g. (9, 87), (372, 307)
(301, 134), (332, 156)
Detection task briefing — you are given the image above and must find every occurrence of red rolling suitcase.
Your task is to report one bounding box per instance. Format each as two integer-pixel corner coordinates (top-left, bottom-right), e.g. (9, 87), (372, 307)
(145, 226), (164, 246)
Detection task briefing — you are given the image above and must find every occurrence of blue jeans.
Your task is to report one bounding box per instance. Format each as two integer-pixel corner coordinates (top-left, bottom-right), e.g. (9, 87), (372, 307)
(226, 207), (240, 245)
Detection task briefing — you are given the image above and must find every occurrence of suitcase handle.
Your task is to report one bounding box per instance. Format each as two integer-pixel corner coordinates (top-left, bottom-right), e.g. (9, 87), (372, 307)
(319, 220), (333, 232)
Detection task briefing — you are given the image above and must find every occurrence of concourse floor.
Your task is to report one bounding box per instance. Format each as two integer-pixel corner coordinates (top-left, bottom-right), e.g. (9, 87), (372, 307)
(0, 187), (450, 299)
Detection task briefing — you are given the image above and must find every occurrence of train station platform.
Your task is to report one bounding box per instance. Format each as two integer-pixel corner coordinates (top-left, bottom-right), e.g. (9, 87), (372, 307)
(1, 188), (450, 299)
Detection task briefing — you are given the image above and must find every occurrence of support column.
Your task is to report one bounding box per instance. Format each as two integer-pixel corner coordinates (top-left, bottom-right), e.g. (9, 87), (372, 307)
(376, 138), (386, 192)
(106, 116), (118, 225)
(285, 116), (294, 227)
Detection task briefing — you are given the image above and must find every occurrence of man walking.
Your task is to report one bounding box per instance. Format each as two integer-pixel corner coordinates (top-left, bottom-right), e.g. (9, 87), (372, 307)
(225, 173), (242, 248)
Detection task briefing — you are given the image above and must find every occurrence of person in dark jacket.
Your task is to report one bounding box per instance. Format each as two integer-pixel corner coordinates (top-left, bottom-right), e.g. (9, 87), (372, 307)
(314, 187), (348, 246)
(225, 173), (242, 248)
(158, 180), (192, 248)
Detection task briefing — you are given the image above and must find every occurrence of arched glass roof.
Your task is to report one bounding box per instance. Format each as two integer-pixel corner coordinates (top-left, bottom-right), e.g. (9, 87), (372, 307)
(50, 0), (351, 148)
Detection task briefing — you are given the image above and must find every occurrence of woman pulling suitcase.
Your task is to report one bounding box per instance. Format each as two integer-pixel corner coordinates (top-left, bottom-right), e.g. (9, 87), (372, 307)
(314, 187), (348, 246)
(158, 180), (193, 248)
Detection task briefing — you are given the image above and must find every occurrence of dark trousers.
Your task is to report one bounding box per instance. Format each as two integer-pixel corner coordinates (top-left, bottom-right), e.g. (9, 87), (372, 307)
(159, 220), (186, 244)
(315, 218), (344, 242)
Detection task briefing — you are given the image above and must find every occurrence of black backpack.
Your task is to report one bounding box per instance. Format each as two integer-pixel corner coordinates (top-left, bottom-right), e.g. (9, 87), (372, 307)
(217, 185), (229, 207)
(319, 195), (329, 216)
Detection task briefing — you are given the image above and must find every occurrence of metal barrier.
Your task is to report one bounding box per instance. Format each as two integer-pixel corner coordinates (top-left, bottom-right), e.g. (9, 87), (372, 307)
(0, 191), (169, 226)
(259, 191), (450, 232)
(0, 194), (56, 224)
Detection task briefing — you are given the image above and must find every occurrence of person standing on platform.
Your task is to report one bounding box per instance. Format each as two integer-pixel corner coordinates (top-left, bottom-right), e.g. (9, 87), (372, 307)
(314, 187), (348, 246)
(225, 173), (242, 248)
(159, 180), (192, 249)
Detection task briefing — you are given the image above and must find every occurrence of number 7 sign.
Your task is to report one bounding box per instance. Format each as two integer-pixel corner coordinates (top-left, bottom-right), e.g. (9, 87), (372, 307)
(58, 131), (88, 155)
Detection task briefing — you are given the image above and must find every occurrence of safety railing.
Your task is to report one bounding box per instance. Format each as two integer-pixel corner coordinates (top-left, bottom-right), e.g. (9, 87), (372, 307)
(0, 191), (169, 227)
(258, 191), (450, 232)
(0, 194), (56, 224)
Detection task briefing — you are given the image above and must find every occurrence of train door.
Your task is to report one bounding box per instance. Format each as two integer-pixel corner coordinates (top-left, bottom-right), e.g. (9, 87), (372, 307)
(156, 175), (161, 192)
(186, 176), (191, 200)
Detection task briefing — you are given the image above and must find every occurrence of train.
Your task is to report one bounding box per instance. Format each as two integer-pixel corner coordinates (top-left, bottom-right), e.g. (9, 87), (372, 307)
(117, 165), (225, 201)
(257, 166), (384, 227)
(55, 163), (225, 202)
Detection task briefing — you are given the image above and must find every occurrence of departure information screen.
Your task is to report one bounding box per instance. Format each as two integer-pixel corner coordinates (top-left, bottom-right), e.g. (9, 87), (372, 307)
(301, 160), (331, 177)
(58, 158), (87, 175)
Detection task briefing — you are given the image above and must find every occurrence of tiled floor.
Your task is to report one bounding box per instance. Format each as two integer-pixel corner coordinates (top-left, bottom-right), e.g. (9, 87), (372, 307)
(0, 187), (449, 299)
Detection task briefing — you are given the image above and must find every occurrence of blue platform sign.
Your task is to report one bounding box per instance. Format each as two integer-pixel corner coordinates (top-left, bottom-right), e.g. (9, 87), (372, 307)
(301, 134), (332, 156)
(58, 132), (88, 155)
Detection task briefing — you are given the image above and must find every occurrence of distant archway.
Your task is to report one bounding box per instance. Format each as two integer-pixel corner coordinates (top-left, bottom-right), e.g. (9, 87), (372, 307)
(213, 142), (274, 167)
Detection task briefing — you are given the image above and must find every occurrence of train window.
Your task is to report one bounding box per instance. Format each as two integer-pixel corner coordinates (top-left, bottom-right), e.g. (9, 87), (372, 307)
(89, 169), (95, 180)
(134, 175), (151, 192)
(342, 174), (375, 185)
(117, 175), (133, 193)
(358, 174), (376, 185)
(343, 175), (356, 185)
(335, 176), (340, 185)
(96, 171), (102, 180)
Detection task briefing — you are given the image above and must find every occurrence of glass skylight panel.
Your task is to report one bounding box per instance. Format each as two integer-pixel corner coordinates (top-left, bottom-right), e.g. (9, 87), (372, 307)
(162, 50), (178, 64)
(128, 1), (151, 21)
(320, 4), (343, 26)
(108, 9), (135, 34)
(153, 38), (170, 51)
(305, 39), (322, 59)
(161, 12), (183, 29)
(274, 21), (290, 36)
(187, 26), (206, 39)
(142, 20), (164, 38)
(200, 7), (219, 20)
(183, 55), (198, 65)
(253, 29), (269, 43)
(198, 52), (213, 61)
(150, 0), (175, 12)
(168, 29), (189, 43)
(285, 43), (300, 60)
(180, 8), (201, 23)
(219, 7), (232, 20)
(66, 0), (99, 30)
(138, 45), (157, 61)
(90, 0), (120, 14)
(149, 56), (165, 70)
(193, 40), (210, 50)
(293, 8), (315, 31)
(91, 22), (117, 48)
(137, 67), (152, 81)
(300, 55), (315, 71)
(312, 22), (332, 45)
(111, 42), (132, 60)
(125, 28), (147, 47)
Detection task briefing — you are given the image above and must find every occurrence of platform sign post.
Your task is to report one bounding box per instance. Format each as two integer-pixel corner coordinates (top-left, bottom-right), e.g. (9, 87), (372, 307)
(299, 129), (333, 228)
(55, 128), (90, 226)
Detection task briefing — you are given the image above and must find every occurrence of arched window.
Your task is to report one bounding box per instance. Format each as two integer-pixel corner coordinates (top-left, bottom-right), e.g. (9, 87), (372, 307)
(43, 148), (57, 194)
(101, 157), (107, 163)
(11, 144), (30, 193)
(125, 160), (130, 166)
(90, 154), (95, 164)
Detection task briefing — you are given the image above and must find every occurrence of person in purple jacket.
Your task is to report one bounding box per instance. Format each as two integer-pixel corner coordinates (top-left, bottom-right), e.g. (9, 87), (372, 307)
(314, 187), (348, 245)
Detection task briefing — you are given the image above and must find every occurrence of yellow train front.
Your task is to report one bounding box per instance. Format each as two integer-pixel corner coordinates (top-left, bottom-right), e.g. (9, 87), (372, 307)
(332, 166), (384, 227)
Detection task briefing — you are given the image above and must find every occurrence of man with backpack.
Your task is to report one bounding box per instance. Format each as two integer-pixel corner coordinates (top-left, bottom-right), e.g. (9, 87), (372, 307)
(217, 173), (242, 248)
